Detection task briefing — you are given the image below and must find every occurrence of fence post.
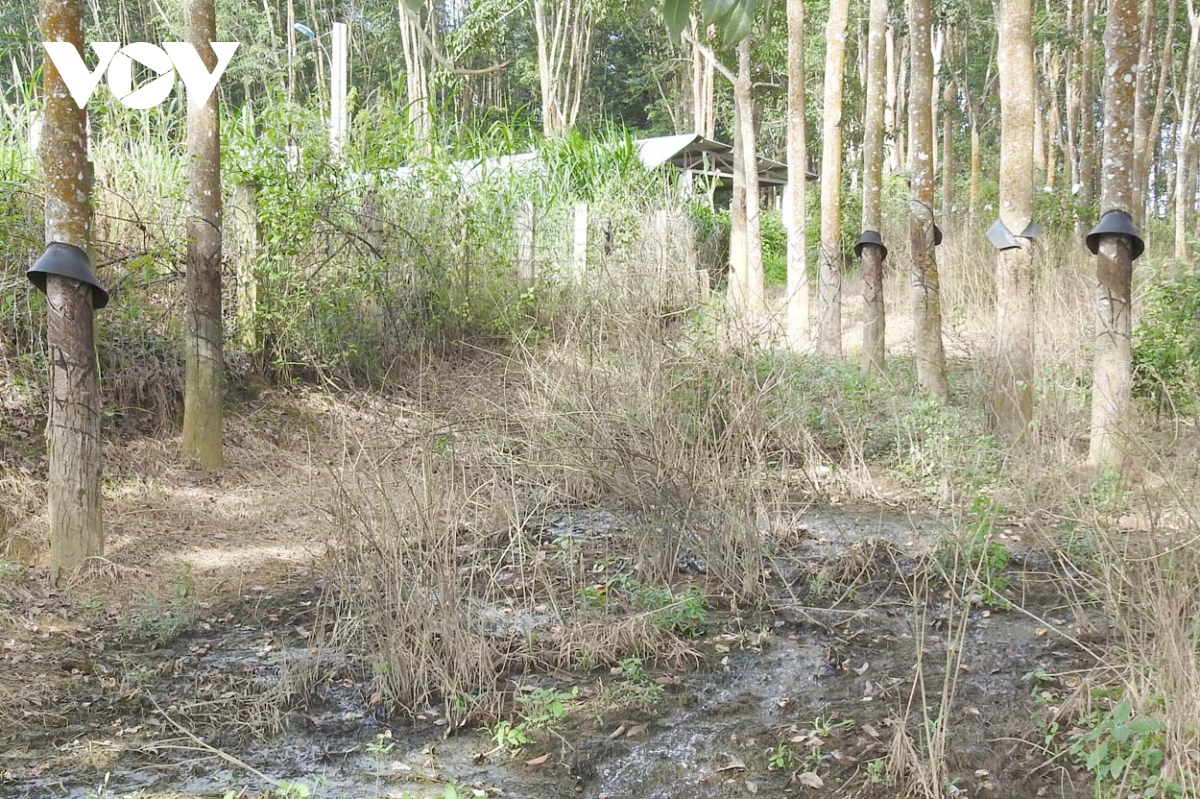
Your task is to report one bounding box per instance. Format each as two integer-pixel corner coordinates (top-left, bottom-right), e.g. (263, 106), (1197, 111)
(232, 181), (259, 350)
(329, 22), (349, 156)
(517, 200), (536, 282)
(573, 201), (589, 280)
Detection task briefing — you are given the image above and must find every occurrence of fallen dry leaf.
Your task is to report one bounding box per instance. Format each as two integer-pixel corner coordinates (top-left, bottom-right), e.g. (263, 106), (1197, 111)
(524, 753), (550, 767)
(797, 771), (824, 789)
(608, 725), (626, 739)
(716, 757), (747, 772)
(625, 723), (649, 738)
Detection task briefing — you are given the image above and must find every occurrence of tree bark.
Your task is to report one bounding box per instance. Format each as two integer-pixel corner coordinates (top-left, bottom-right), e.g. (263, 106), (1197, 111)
(1147, 0), (1177, 220)
(729, 93), (748, 311)
(1046, 47), (1062, 190)
(862, 0), (888, 373)
(908, 0), (949, 398)
(818, 0), (850, 354)
(995, 0), (1036, 440)
(182, 0), (225, 470)
(399, 4), (432, 143)
(736, 37), (765, 320)
(941, 76), (955, 229)
(690, 16), (716, 137)
(1132, 0), (1157, 225)
(1089, 0), (1139, 468)
(1175, 0), (1200, 259)
(786, 0), (810, 349)
(886, 24), (901, 172)
(533, 0), (593, 137)
(39, 0), (102, 585)
(966, 86), (981, 224)
(1079, 0), (1097, 206)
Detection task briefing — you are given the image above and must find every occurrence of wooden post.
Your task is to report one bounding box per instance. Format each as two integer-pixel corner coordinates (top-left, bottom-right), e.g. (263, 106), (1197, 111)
(517, 200), (536, 282)
(330, 21), (348, 156)
(572, 201), (588, 280)
(232, 181), (258, 350)
(39, 0), (103, 585)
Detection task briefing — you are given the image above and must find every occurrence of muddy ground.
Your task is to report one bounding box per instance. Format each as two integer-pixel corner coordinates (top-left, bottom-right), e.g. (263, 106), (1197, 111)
(0, 388), (1103, 799)
(1, 512), (1098, 799)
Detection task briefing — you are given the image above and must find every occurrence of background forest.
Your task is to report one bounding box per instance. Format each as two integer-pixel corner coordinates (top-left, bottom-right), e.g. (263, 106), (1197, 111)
(1, 0), (1199, 798)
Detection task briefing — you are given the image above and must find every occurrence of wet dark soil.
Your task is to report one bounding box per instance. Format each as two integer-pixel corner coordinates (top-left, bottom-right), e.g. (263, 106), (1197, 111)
(0, 508), (1098, 799)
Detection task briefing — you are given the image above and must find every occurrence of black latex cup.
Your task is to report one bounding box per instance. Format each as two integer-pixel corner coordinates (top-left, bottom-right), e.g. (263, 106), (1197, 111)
(1086, 210), (1144, 261)
(27, 242), (109, 310)
(855, 229), (888, 260)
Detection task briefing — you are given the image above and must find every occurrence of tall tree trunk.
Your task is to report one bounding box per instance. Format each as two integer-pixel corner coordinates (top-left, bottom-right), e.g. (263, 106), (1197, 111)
(399, 4), (432, 143)
(908, 0), (949, 398)
(995, 0), (1036, 440)
(690, 16), (716, 137)
(886, 24), (901, 171)
(862, 0), (888, 373)
(1175, 0), (1200, 259)
(1148, 0), (1177, 220)
(1079, 0), (1097, 207)
(1132, 0), (1157, 226)
(286, 0), (295, 104)
(931, 27), (944, 175)
(533, 0), (593, 137)
(786, 0), (810, 349)
(730, 93), (748, 311)
(897, 36), (910, 170)
(818, 0), (850, 354)
(1046, 48), (1062, 190)
(736, 37), (765, 320)
(182, 0), (225, 470)
(1066, 62), (1080, 191)
(966, 86), (981, 224)
(941, 76), (955, 229)
(1089, 0), (1139, 468)
(40, 0), (102, 585)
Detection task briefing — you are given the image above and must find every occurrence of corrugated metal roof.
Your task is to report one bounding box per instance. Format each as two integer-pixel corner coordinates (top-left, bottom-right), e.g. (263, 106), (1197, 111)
(394, 133), (809, 187)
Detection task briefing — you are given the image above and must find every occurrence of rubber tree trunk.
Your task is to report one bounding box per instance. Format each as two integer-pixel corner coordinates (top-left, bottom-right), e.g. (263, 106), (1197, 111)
(818, 0), (850, 355)
(182, 0), (225, 470)
(995, 0), (1036, 440)
(1175, 0), (1200, 259)
(941, 76), (955, 230)
(861, 0), (888, 373)
(729, 101), (748, 311)
(40, 0), (102, 585)
(1079, 0), (1097, 211)
(1131, 0), (1157, 227)
(736, 37), (765, 320)
(785, 0), (810, 350)
(908, 0), (949, 398)
(1089, 0), (1139, 468)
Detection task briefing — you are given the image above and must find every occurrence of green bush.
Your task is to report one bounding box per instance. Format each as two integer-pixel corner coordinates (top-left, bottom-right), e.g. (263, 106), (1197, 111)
(1133, 267), (1200, 414)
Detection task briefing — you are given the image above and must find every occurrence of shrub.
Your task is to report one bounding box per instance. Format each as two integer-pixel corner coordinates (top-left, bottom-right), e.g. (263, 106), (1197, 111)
(1133, 267), (1200, 415)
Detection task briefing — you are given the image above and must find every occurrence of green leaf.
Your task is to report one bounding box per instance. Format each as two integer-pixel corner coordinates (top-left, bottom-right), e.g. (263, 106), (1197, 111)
(702, 0), (738, 18)
(662, 0), (692, 44)
(1114, 698), (1132, 726)
(1109, 756), (1125, 780)
(718, 0), (755, 45)
(1087, 742), (1109, 772)
(1113, 723), (1132, 742)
